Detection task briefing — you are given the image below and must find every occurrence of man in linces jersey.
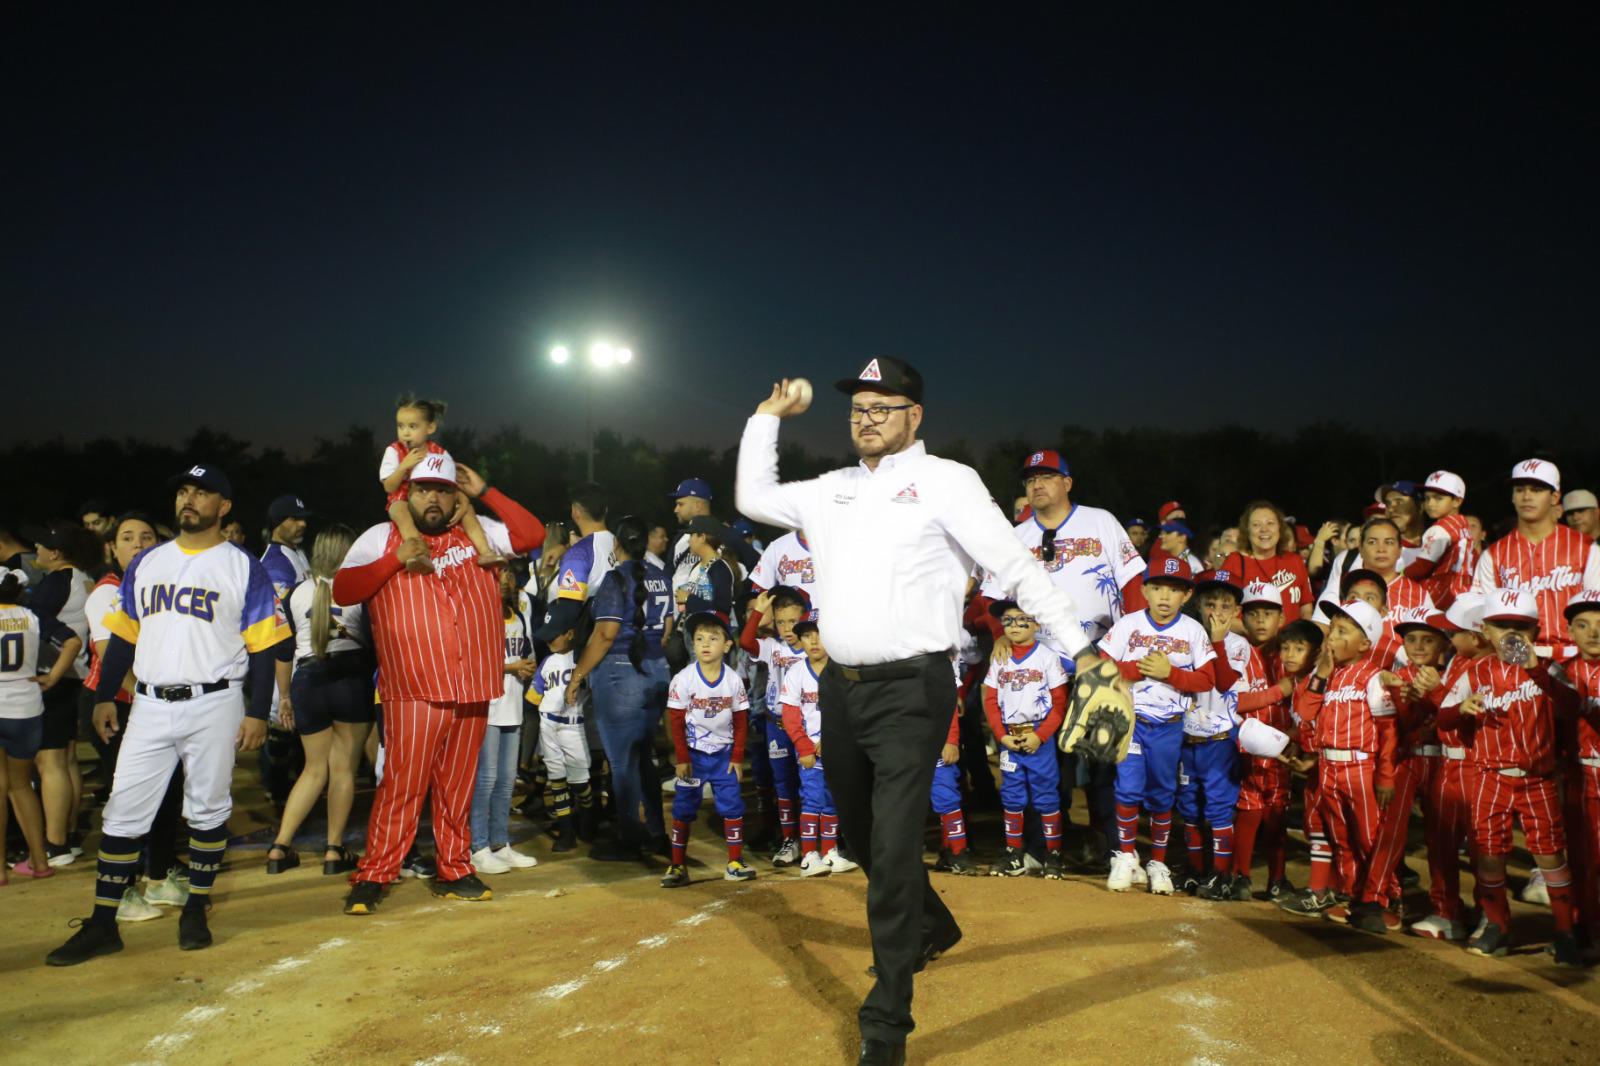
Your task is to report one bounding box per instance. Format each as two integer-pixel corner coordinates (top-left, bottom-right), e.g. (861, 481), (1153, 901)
(47, 463), (290, 966)
(334, 451), (544, 915)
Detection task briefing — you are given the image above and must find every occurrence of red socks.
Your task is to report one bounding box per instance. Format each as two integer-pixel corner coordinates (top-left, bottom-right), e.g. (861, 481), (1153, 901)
(671, 820), (690, 866)
(1212, 824), (1234, 876)
(776, 798), (797, 841)
(940, 810), (968, 855)
(1150, 811), (1173, 864)
(1308, 832), (1332, 893)
(1184, 823), (1205, 869)
(1479, 873), (1511, 929)
(1233, 808), (1262, 876)
(725, 817), (744, 864)
(799, 812), (819, 856)
(1041, 810), (1062, 851)
(1116, 803), (1140, 853)
(1544, 864), (1576, 932)
(1003, 810), (1024, 849)
(819, 814), (839, 856)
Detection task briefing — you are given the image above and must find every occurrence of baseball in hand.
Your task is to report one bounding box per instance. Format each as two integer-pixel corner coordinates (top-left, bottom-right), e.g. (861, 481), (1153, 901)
(785, 377), (813, 413)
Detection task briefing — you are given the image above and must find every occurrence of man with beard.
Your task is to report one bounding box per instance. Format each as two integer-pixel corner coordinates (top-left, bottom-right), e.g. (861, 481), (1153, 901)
(46, 463), (289, 965)
(333, 452), (544, 915)
(261, 494), (313, 600)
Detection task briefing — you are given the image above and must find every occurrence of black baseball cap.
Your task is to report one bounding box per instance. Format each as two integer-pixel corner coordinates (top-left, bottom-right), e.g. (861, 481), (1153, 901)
(267, 494), (313, 526)
(21, 520), (72, 551)
(681, 515), (727, 537)
(833, 356), (924, 405)
(166, 463), (233, 499)
(532, 598), (585, 642)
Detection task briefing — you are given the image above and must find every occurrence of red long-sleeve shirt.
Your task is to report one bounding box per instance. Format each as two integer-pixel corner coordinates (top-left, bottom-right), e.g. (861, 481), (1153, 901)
(1295, 658), (1399, 786)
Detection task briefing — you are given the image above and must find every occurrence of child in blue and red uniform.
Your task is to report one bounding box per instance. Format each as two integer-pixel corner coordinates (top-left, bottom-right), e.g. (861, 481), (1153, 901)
(739, 586), (809, 867)
(982, 600), (1070, 879)
(779, 620), (860, 877)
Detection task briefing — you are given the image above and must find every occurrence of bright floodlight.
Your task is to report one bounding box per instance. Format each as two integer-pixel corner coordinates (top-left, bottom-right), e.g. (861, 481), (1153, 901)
(590, 341), (615, 368)
(550, 345), (570, 364)
(616, 347), (633, 365)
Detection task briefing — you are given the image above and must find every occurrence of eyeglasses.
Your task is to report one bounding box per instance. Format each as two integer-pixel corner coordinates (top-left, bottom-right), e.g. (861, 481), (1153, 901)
(848, 403), (915, 425)
(1000, 615), (1035, 627)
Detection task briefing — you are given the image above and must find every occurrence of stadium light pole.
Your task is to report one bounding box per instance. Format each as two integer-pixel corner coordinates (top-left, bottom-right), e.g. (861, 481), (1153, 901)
(550, 341), (633, 481)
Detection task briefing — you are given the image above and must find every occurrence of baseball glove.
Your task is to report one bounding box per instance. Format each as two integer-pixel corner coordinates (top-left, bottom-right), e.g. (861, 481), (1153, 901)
(1057, 658), (1136, 764)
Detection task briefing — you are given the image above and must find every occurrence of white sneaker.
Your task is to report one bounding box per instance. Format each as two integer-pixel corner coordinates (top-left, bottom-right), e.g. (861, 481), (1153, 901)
(117, 887), (162, 922)
(492, 845), (538, 870)
(1520, 868), (1549, 906)
(772, 838), (801, 868)
(1107, 851), (1137, 892)
(1130, 857), (1148, 886)
(143, 873), (190, 908)
(825, 850), (860, 874)
(800, 851), (831, 877)
(1022, 852), (1044, 873)
(1146, 860), (1175, 896)
(471, 847), (512, 875)
(660, 777), (677, 794)
(1410, 914), (1466, 941)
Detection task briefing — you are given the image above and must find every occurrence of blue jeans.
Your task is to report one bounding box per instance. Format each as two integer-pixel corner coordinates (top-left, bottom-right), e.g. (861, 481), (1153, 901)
(591, 654), (669, 846)
(471, 725), (520, 851)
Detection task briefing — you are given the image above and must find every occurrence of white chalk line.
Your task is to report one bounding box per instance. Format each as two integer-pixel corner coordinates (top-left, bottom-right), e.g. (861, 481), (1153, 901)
(537, 898), (731, 1018)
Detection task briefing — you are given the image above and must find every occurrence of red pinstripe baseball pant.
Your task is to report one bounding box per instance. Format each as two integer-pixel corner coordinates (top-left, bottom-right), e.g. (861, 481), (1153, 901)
(1425, 757), (1476, 921)
(1469, 768), (1564, 857)
(1564, 764), (1600, 938)
(355, 699), (489, 884)
(1359, 754), (1431, 906)
(1318, 758), (1380, 896)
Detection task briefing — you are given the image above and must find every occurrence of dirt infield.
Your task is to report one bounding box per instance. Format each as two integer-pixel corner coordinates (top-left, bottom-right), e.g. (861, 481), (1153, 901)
(5, 775), (1599, 1066)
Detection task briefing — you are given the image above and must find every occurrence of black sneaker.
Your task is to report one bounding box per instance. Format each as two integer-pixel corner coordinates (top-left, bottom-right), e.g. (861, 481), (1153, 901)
(1550, 931), (1584, 968)
(1178, 870), (1203, 896)
(932, 847), (956, 873)
(1267, 877), (1296, 902)
(1277, 889), (1337, 916)
(1041, 850), (1069, 880)
(1350, 903), (1391, 935)
(178, 908), (212, 951)
(431, 873), (492, 901)
(45, 919), (124, 967)
(1230, 874), (1255, 901)
(1467, 922), (1509, 958)
(344, 880), (384, 915)
(400, 850), (436, 879)
(660, 864), (690, 888)
(990, 846), (1028, 877)
(1398, 862), (1421, 890)
(947, 850), (981, 876)
(1197, 873), (1233, 901)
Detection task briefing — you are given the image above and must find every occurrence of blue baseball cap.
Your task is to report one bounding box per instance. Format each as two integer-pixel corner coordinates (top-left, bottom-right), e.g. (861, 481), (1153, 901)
(669, 477), (713, 501)
(1159, 520), (1193, 539)
(1020, 449), (1070, 478)
(730, 518), (756, 539)
(166, 463), (233, 499)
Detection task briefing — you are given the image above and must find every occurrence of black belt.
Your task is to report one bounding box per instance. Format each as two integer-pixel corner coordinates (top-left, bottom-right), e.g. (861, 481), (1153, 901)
(833, 652), (949, 684)
(136, 680), (233, 702)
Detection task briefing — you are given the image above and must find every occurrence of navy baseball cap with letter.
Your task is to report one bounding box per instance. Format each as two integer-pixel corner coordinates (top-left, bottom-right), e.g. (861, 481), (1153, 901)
(267, 494), (313, 526)
(834, 356), (924, 404)
(1020, 449), (1070, 478)
(532, 598), (585, 642)
(166, 463), (232, 499)
(669, 477), (713, 501)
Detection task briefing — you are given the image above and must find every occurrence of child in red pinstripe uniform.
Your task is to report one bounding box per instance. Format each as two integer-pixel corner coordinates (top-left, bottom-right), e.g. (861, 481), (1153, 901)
(1233, 581), (1299, 902)
(1438, 589), (1582, 965)
(1554, 592), (1600, 951)
(1290, 600), (1398, 924)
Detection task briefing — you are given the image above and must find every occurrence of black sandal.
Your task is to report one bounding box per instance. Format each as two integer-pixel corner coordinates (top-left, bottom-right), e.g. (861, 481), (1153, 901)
(266, 844), (300, 875)
(323, 844), (359, 876)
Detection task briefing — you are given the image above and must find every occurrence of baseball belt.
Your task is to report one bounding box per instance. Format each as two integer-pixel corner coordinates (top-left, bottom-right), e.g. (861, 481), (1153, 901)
(1442, 745), (1467, 760)
(1320, 747), (1370, 763)
(1006, 722), (1040, 738)
(1183, 730), (1233, 746)
(1411, 744), (1443, 757)
(135, 680), (233, 702)
(1580, 756), (1600, 769)
(543, 713), (581, 725)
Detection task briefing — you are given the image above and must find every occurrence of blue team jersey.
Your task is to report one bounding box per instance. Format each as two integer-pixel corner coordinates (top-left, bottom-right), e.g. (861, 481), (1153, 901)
(593, 560), (674, 659)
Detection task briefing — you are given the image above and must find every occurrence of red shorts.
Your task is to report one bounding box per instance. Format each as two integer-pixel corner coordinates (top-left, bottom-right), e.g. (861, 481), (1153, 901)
(1236, 756), (1291, 811)
(1469, 767), (1565, 857)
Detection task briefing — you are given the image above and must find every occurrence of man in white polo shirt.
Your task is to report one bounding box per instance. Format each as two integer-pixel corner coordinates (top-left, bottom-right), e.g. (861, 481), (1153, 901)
(737, 356), (1107, 1066)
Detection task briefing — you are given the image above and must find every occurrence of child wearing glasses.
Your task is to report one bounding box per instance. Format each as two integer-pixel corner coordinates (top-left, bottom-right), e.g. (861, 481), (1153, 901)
(982, 600), (1071, 878)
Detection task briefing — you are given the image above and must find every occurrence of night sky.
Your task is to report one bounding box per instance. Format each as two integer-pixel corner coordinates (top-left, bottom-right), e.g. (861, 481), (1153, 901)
(9, 9), (1595, 457)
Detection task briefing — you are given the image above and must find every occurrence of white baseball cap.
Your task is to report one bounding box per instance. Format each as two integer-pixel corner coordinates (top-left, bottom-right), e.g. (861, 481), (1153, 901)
(1564, 589), (1600, 624)
(1326, 599), (1385, 644)
(1445, 591), (1484, 634)
(1510, 458), (1560, 493)
(1482, 588), (1539, 625)
(1239, 717), (1290, 759)
(1423, 470), (1465, 500)
(410, 451), (458, 485)
(1241, 580), (1283, 610)
(1563, 489), (1598, 513)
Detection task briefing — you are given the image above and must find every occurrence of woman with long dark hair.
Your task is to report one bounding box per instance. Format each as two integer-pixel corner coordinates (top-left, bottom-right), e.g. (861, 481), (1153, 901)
(266, 524), (375, 875)
(570, 515), (675, 861)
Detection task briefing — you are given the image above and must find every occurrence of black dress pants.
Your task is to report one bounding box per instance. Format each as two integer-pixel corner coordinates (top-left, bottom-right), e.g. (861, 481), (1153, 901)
(820, 652), (960, 1043)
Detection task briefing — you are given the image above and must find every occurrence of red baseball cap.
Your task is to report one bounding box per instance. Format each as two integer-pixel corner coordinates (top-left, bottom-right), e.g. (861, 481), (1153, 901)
(1020, 449), (1070, 478)
(1295, 524), (1313, 549)
(1143, 555), (1194, 587)
(1157, 500), (1184, 522)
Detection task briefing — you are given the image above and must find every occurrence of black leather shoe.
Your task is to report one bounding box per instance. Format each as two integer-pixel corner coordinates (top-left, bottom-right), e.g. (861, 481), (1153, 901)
(857, 1038), (906, 1065)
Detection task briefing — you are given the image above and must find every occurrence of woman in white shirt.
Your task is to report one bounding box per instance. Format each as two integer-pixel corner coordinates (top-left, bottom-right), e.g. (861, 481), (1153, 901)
(266, 525), (374, 876)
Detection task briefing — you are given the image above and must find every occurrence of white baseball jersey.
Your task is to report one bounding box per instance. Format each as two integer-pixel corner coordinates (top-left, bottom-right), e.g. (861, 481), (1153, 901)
(983, 642), (1069, 726)
(529, 650), (582, 722)
(286, 578), (368, 663)
(750, 532), (817, 605)
(0, 603), (76, 719)
(553, 531), (617, 602)
(778, 657), (823, 743)
(488, 610), (530, 727)
(85, 579), (120, 648)
(104, 540), (289, 687)
(980, 506), (1144, 643)
(754, 634), (807, 718)
(667, 661), (749, 754)
(1098, 610), (1216, 722)
(34, 567), (91, 677)
(1185, 630), (1249, 737)
(531, 648), (589, 784)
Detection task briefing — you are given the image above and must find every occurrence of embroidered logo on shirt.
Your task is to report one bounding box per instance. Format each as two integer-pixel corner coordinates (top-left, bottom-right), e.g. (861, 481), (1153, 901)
(893, 483), (920, 503)
(859, 358), (882, 382)
(557, 568), (581, 592)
